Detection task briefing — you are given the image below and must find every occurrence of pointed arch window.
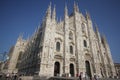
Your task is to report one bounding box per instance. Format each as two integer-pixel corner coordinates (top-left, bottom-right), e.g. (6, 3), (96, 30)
(70, 46), (73, 54)
(70, 63), (74, 77)
(84, 40), (87, 47)
(69, 31), (73, 40)
(56, 42), (60, 52)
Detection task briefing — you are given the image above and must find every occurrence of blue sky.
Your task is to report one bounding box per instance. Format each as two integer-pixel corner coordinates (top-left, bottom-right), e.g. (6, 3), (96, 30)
(0, 0), (120, 63)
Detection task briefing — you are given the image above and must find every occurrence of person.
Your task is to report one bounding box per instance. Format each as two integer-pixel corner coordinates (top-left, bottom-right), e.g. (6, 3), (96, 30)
(94, 73), (97, 80)
(85, 72), (90, 80)
(15, 74), (17, 80)
(79, 72), (82, 80)
(76, 73), (79, 77)
(13, 73), (17, 80)
(82, 72), (85, 80)
(6, 73), (10, 80)
(0, 73), (2, 79)
(117, 73), (118, 79)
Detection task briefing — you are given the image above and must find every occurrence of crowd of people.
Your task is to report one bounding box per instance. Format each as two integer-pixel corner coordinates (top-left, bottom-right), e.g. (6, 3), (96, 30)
(0, 72), (22, 80)
(0, 72), (119, 80)
(78, 72), (98, 80)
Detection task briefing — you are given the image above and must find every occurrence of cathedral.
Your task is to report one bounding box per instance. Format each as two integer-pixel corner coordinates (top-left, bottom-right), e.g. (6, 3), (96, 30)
(6, 2), (116, 79)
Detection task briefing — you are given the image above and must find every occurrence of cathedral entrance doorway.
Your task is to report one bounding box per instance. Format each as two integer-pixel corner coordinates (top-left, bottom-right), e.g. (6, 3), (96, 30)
(54, 62), (60, 76)
(85, 61), (92, 79)
(70, 63), (74, 77)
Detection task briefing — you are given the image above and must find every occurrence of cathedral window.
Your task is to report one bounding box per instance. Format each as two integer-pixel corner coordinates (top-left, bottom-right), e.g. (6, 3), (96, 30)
(81, 23), (85, 33)
(56, 42), (60, 52)
(70, 46), (73, 54)
(84, 40), (87, 47)
(69, 31), (73, 40)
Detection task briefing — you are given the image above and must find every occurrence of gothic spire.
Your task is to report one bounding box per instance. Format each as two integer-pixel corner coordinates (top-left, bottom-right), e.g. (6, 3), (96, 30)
(74, 1), (77, 13)
(85, 10), (91, 19)
(102, 34), (107, 43)
(76, 3), (79, 12)
(18, 33), (23, 41)
(94, 23), (101, 40)
(64, 3), (68, 18)
(94, 23), (99, 32)
(52, 5), (56, 21)
(46, 2), (51, 18)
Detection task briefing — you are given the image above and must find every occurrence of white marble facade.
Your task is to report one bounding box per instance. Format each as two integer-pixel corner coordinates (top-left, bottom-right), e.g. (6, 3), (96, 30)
(8, 2), (116, 79)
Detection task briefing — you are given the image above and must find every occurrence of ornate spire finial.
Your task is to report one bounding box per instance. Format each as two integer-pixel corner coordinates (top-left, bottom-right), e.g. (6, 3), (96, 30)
(85, 10), (91, 19)
(74, 1), (76, 7)
(74, 1), (77, 12)
(103, 34), (107, 42)
(46, 2), (52, 18)
(94, 23), (99, 32)
(64, 3), (68, 18)
(52, 5), (56, 20)
(65, 3), (68, 15)
(18, 33), (23, 41)
(101, 34), (107, 45)
(76, 3), (79, 12)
